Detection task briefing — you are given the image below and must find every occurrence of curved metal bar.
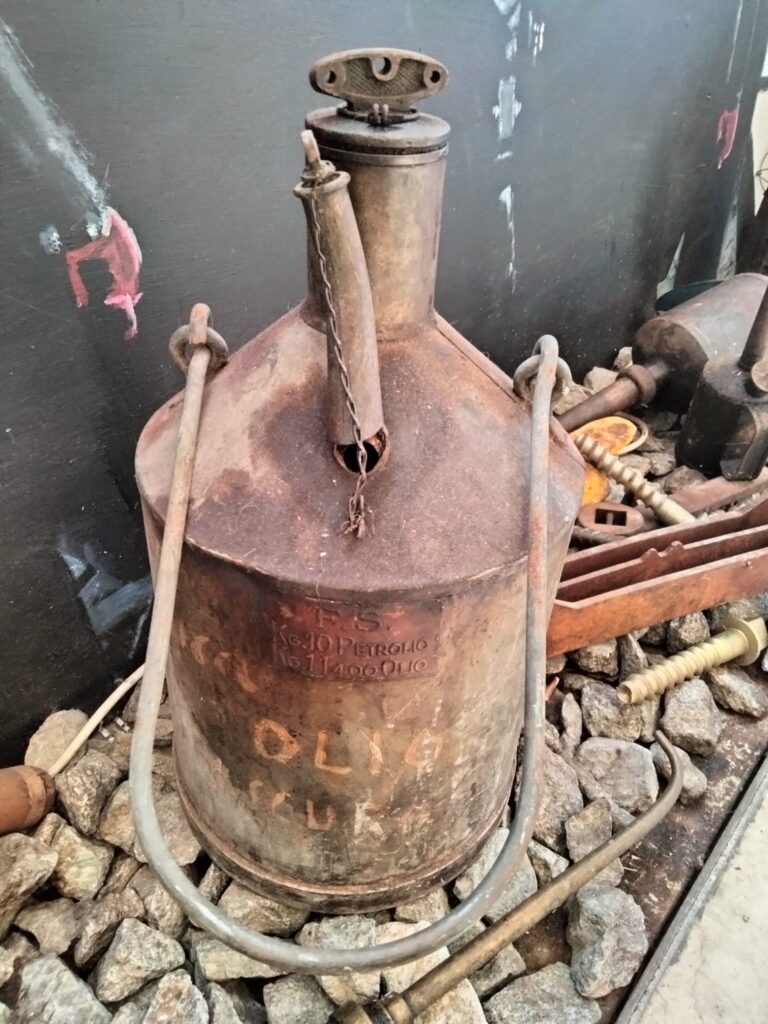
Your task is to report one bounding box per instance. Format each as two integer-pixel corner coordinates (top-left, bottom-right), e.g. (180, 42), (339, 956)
(130, 329), (562, 973)
(334, 730), (684, 1023)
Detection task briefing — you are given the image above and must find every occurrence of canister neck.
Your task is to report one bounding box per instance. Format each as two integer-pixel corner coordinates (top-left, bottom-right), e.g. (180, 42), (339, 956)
(303, 107), (449, 336)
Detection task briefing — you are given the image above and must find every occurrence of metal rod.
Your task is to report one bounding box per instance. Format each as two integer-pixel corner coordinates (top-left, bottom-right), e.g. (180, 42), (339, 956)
(738, 284), (768, 371)
(336, 731), (683, 1024)
(129, 327), (561, 973)
(557, 362), (667, 433)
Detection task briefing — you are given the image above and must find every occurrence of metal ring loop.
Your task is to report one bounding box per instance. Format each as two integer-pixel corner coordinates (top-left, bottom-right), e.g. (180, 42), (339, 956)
(169, 324), (229, 375)
(513, 335), (572, 404)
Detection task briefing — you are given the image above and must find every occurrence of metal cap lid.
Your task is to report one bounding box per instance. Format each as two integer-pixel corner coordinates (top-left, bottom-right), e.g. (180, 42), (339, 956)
(306, 48), (450, 155)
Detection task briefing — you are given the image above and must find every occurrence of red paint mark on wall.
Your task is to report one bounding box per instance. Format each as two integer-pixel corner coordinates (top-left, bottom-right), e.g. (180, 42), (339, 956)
(65, 207), (143, 338)
(716, 106), (740, 170)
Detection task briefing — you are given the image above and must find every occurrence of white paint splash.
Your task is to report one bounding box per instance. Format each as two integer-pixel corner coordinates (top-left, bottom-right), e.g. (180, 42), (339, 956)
(493, 75), (523, 140)
(493, 0), (519, 14)
(499, 185), (517, 287)
(727, 0), (745, 82)
(0, 20), (108, 237)
(656, 233), (685, 299)
(717, 194), (739, 280)
(38, 225), (61, 255)
(531, 19), (546, 63)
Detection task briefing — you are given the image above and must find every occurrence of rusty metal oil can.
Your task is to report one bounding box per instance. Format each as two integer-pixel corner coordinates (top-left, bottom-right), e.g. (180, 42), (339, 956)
(135, 49), (583, 912)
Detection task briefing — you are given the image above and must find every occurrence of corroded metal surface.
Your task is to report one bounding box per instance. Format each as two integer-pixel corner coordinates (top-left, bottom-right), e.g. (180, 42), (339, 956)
(548, 499), (768, 656)
(136, 76), (583, 910)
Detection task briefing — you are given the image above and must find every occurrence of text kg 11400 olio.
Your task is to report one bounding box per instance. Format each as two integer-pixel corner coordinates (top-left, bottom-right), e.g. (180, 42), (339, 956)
(134, 49), (583, 912)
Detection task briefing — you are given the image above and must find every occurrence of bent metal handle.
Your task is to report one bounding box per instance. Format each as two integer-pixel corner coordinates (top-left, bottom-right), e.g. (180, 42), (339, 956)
(130, 322), (563, 973)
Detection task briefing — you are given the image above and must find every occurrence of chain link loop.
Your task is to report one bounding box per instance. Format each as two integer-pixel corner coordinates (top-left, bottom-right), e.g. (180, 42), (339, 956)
(308, 185), (371, 538)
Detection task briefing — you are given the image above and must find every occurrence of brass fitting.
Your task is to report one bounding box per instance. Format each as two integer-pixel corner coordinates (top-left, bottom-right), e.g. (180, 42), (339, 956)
(618, 616), (768, 704)
(573, 433), (695, 525)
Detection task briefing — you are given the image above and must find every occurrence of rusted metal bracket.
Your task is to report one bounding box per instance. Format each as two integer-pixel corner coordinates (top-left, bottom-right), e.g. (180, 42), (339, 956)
(547, 498), (768, 656)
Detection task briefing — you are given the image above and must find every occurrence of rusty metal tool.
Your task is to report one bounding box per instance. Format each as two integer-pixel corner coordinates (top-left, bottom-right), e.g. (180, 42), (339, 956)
(573, 433), (695, 525)
(329, 733), (684, 1024)
(559, 274), (768, 433)
(547, 498), (768, 656)
(0, 766), (54, 836)
(678, 283), (768, 479)
(618, 616), (767, 703)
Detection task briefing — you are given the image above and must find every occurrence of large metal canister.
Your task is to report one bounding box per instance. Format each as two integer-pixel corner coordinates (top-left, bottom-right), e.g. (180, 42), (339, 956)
(135, 55), (583, 912)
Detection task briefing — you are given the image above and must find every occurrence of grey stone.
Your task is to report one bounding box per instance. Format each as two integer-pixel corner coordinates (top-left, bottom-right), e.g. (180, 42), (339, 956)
(447, 920), (485, 955)
(454, 829), (538, 922)
(612, 346), (632, 370)
(56, 749), (123, 836)
(486, 962), (600, 1024)
(198, 862), (229, 903)
(93, 918), (185, 1002)
(570, 639), (618, 679)
(394, 887), (450, 924)
(0, 834), (58, 940)
(263, 975), (332, 1024)
(568, 884), (648, 998)
(413, 980), (486, 1023)
(646, 448), (676, 476)
(376, 920), (448, 993)
(560, 693), (583, 757)
(553, 383), (592, 416)
(88, 728), (133, 774)
(531, 747), (584, 854)
(297, 916), (379, 1005)
(16, 954), (111, 1023)
(97, 780), (136, 853)
(666, 612), (710, 654)
(0, 932), (37, 995)
(661, 677), (722, 756)
(0, 1003), (11, 1023)
(51, 825), (113, 901)
(111, 980), (161, 1024)
(619, 453), (652, 476)
(565, 798), (623, 886)
(581, 681), (643, 742)
(33, 812), (66, 846)
(546, 653), (567, 675)
(583, 367), (617, 391)
(129, 866), (186, 938)
(565, 755), (635, 829)
(528, 840), (569, 886)
(15, 898), (85, 955)
(651, 741), (707, 805)
(561, 672), (594, 693)
(101, 853), (142, 896)
(74, 889), (146, 968)
(218, 882), (308, 938)
(134, 789), (201, 866)
(661, 465), (707, 493)
(24, 710), (88, 772)
(206, 982), (241, 1024)
(190, 932), (282, 983)
(470, 942), (525, 999)
(618, 634), (648, 678)
(708, 597), (767, 635)
(642, 621), (668, 647)
(545, 721), (562, 753)
(707, 665), (768, 718)
(643, 408), (678, 433)
(144, 969), (208, 1024)
(215, 980), (266, 1024)
(638, 694), (662, 744)
(576, 738), (658, 813)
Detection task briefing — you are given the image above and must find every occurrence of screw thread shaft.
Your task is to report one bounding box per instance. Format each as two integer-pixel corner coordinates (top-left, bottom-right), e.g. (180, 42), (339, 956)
(618, 629), (748, 703)
(573, 434), (695, 525)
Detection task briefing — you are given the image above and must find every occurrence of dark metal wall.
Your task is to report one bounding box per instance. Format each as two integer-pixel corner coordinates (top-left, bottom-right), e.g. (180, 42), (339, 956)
(1, 0), (765, 760)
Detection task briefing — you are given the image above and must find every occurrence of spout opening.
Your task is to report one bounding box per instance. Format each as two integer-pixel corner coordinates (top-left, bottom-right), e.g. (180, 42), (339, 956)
(334, 428), (389, 477)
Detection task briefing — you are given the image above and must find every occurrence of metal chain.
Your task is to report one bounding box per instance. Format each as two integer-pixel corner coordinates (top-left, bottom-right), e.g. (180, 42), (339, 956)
(308, 185), (370, 537)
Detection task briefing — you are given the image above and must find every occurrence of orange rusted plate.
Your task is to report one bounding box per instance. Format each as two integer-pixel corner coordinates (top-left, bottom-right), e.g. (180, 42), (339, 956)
(570, 416), (639, 505)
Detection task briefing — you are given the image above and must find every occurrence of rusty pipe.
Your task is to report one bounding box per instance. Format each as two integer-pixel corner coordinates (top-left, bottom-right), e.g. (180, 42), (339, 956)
(0, 766), (55, 836)
(295, 130), (384, 447)
(332, 731), (684, 1024)
(130, 330), (561, 973)
(558, 362), (667, 433)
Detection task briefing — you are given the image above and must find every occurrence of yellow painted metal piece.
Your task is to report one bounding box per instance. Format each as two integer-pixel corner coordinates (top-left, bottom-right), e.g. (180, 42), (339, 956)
(569, 416), (639, 506)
